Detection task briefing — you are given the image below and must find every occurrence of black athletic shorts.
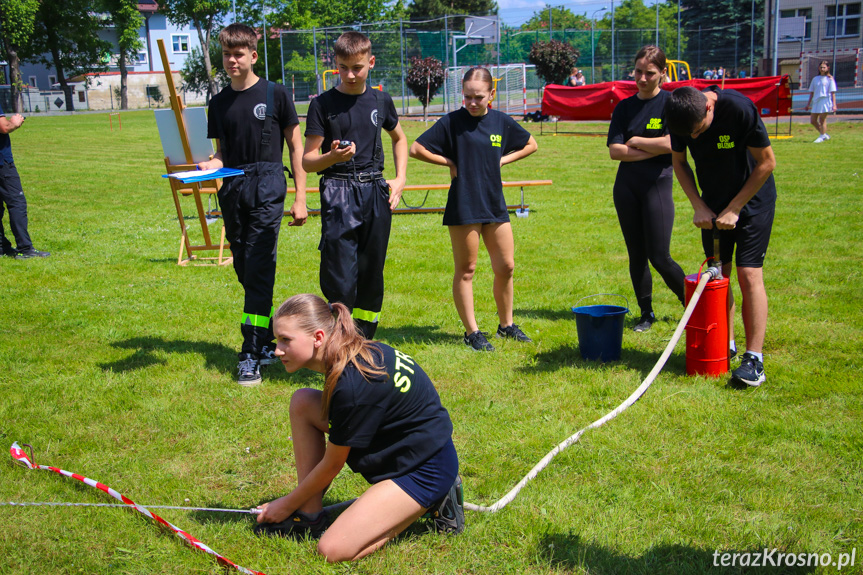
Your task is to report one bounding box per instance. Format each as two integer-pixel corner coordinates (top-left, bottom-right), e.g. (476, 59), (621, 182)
(701, 207), (775, 268)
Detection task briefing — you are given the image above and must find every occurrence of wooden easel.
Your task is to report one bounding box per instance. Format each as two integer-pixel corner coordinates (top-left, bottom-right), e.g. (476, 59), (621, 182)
(157, 38), (231, 266)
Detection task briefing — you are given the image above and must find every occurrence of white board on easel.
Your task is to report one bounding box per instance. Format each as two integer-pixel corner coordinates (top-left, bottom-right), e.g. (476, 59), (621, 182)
(155, 107), (214, 165)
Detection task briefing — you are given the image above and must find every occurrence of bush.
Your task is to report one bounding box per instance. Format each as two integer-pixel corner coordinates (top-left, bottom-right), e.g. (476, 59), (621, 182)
(405, 56), (445, 117)
(528, 40), (579, 86)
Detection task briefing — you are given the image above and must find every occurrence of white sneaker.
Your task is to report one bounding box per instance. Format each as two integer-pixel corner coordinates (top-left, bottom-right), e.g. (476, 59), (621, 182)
(814, 135), (825, 143)
(824, 134), (831, 140)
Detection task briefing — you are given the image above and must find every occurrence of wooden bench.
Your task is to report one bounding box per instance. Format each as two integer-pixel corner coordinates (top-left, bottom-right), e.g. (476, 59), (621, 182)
(288, 179), (553, 215)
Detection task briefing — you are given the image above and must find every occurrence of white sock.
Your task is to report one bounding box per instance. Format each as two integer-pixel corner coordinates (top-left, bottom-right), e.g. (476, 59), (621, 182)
(745, 350), (763, 362)
(729, 340), (737, 354)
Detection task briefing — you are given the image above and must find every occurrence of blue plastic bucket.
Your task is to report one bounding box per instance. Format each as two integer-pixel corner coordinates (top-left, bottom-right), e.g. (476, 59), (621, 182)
(571, 294), (629, 361)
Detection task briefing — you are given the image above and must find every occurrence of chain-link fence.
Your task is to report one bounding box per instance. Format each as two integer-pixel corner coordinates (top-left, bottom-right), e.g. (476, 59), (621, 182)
(274, 13), (863, 115)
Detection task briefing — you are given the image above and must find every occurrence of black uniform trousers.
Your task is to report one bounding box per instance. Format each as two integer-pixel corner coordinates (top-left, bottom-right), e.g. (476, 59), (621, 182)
(218, 161), (286, 358)
(319, 176), (392, 339)
(613, 163), (686, 313)
(0, 162), (33, 253)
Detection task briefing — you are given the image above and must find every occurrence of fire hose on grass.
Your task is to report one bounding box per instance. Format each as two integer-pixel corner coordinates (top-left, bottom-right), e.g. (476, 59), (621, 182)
(5, 243), (726, 569)
(466, 261), (722, 513)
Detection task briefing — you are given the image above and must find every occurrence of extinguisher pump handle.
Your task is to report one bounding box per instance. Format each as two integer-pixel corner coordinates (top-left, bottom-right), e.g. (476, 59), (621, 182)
(711, 219), (722, 271)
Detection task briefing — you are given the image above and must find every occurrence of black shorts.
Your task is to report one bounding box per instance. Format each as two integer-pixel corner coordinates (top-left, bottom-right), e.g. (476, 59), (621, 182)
(391, 439), (458, 509)
(701, 207), (775, 268)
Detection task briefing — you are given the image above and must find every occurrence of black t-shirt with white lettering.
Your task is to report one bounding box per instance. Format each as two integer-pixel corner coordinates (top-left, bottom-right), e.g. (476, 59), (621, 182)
(670, 87), (776, 216)
(327, 343), (454, 484)
(415, 108), (532, 225)
(206, 78), (299, 167)
(607, 90), (671, 168)
(305, 87), (399, 175)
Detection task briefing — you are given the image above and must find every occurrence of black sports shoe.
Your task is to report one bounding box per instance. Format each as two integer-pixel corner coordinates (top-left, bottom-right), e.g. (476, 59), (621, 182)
(464, 330), (494, 352)
(237, 356), (262, 387)
(15, 247), (50, 259)
(258, 345), (279, 366)
(1, 245), (16, 257)
(731, 353), (765, 387)
(496, 323), (532, 342)
(254, 509), (330, 539)
(632, 312), (655, 332)
(426, 475), (465, 534)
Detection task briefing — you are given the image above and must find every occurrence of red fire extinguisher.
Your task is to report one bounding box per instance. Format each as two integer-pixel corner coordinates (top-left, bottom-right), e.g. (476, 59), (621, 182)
(684, 225), (730, 376)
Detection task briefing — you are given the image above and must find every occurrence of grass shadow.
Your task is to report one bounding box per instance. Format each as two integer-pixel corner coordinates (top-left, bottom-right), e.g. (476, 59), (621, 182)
(99, 336), (237, 374)
(538, 532), (818, 574)
(514, 306), (577, 322)
(100, 335), (324, 387)
(376, 324), (454, 346)
(518, 344), (687, 378)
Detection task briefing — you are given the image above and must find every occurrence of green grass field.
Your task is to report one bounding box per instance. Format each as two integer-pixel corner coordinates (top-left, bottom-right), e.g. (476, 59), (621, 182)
(0, 111), (860, 574)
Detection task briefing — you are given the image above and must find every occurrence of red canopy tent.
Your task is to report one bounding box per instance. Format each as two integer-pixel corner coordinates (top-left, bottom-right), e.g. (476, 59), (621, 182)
(541, 76), (792, 121)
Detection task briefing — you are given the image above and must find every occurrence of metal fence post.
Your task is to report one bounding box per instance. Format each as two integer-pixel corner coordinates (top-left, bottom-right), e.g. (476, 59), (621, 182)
(313, 27), (320, 95)
(399, 18), (407, 115)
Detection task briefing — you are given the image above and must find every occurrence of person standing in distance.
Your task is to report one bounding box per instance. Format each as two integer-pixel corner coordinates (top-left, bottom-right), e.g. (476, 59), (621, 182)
(303, 31), (407, 340)
(805, 61), (838, 143)
(198, 23), (307, 387)
(0, 106), (50, 259)
(607, 46), (686, 332)
(665, 86), (777, 387)
(410, 67), (538, 351)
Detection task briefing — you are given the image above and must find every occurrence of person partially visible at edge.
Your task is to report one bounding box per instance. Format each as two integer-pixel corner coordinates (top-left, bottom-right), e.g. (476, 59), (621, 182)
(410, 67), (538, 352)
(0, 105), (50, 259)
(805, 60), (838, 143)
(665, 85), (777, 387)
(566, 67), (580, 87)
(607, 46), (686, 333)
(254, 294), (464, 560)
(198, 23), (307, 387)
(302, 31), (408, 341)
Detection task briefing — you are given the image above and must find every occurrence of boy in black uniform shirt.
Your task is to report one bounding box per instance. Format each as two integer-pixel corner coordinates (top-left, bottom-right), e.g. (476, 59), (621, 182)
(303, 31), (407, 340)
(199, 24), (307, 386)
(666, 86), (777, 387)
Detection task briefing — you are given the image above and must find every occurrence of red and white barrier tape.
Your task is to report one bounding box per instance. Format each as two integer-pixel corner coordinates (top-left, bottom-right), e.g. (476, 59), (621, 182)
(9, 442), (266, 575)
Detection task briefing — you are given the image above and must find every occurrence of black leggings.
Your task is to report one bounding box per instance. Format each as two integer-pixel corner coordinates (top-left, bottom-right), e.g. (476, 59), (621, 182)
(613, 163), (685, 314)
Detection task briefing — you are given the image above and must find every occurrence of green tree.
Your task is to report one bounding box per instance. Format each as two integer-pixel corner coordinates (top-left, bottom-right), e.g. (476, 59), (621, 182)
(407, 0), (498, 30)
(180, 39), (228, 102)
(406, 56), (445, 119)
(159, 0), (229, 99)
(25, 1), (111, 111)
(592, 0), (684, 80)
(524, 6), (589, 34)
(101, 0), (144, 110)
(681, 0), (762, 73)
(0, 0), (39, 112)
(528, 39), (579, 85)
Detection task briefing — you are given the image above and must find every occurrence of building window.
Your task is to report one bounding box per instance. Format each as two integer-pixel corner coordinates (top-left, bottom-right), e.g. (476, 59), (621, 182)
(780, 8), (812, 39)
(135, 50), (148, 65)
(172, 34), (190, 53)
(28, 76), (37, 88)
(48, 75), (57, 87)
(827, 3), (861, 37)
(78, 91), (86, 103)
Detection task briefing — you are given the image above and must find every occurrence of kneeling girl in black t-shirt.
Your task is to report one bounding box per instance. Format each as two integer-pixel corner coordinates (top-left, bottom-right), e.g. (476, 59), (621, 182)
(254, 293), (461, 561)
(410, 67), (538, 352)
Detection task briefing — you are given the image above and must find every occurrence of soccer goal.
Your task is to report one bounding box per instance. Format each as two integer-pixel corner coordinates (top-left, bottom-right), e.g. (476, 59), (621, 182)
(799, 49), (862, 88)
(444, 64), (530, 115)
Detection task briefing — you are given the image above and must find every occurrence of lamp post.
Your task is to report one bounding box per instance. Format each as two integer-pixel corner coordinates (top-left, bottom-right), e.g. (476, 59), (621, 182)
(656, 0), (660, 45)
(611, 0), (616, 82)
(591, 7), (607, 83)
